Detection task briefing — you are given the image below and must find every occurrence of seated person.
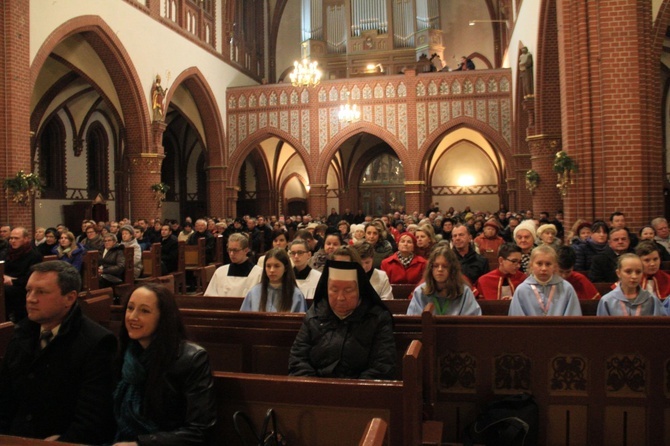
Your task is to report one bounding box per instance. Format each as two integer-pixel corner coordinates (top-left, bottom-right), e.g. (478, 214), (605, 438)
(119, 225), (143, 279)
(473, 220), (504, 255)
(290, 239), (321, 300)
(37, 227), (59, 257)
(537, 223), (562, 250)
(381, 232), (427, 285)
(0, 261), (117, 444)
(113, 283), (216, 444)
(509, 245), (582, 316)
(159, 223), (179, 274)
(289, 260), (396, 379)
(589, 228), (633, 284)
(98, 233), (126, 288)
(451, 224), (489, 284)
(54, 231), (86, 272)
(241, 248), (306, 312)
(557, 246), (601, 300)
(81, 225), (103, 252)
(204, 233), (262, 297)
(475, 243), (527, 300)
(635, 241), (670, 300)
(407, 245), (481, 315)
(3, 227), (43, 321)
(597, 254), (665, 316)
(353, 241), (393, 300)
(364, 221), (394, 268)
(638, 225), (670, 261)
(134, 225), (151, 251)
(256, 230), (289, 267)
(308, 231), (342, 272)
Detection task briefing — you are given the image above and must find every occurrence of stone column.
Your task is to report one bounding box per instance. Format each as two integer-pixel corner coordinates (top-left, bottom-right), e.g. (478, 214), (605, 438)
(307, 183), (328, 217)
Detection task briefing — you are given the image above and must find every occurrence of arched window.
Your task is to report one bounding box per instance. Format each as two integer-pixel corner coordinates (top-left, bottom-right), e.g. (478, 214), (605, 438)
(86, 122), (109, 200)
(38, 117), (66, 199)
(359, 153), (405, 216)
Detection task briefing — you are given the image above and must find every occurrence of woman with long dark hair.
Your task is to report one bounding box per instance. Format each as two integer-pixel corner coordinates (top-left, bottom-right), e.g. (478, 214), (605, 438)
(113, 283), (216, 445)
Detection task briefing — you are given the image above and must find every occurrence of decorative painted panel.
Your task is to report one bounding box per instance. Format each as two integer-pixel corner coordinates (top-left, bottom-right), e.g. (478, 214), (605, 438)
(280, 110), (289, 133)
(318, 108), (328, 152)
(464, 100), (474, 118)
(500, 78), (510, 92)
(416, 102), (426, 147)
(475, 79), (485, 93)
(476, 100), (486, 122)
(301, 89), (310, 104)
(339, 86), (349, 100)
(269, 92), (277, 106)
(269, 111), (278, 128)
(363, 105), (373, 122)
(249, 94), (257, 107)
(398, 103), (407, 147)
(280, 91), (288, 105)
(501, 99), (511, 144)
(488, 100), (499, 131)
(238, 114), (247, 142)
(398, 83), (407, 97)
(329, 87), (338, 101)
(428, 81), (438, 96)
(374, 104), (384, 128)
(329, 108), (339, 139)
(488, 78), (498, 93)
(352, 85), (361, 100)
(363, 84), (373, 99)
(385, 83), (396, 98)
(374, 83), (384, 99)
(290, 110), (300, 140)
(259, 112), (267, 130)
(451, 81), (461, 95)
(439, 81), (449, 95)
(318, 88), (327, 102)
(228, 96), (237, 109)
(290, 91), (299, 105)
(440, 101), (450, 124)
(464, 80), (473, 94)
(260, 93), (267, 106)
(416, 82), (426, 97)
(228, 115), (236, 154)
(248, 112), (257, 135)
(428, 102), (438, 134)
(239, 94), (247, 108)
(452, 101), (462, 119)
(386, 104), (396, 135)
(301, 109), (310, 152)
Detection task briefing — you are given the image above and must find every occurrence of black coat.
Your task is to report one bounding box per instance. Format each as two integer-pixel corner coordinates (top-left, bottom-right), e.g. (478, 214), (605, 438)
(161, 234), (179, 274)
(100, 243), (126, 279)
(455, 245), (490, 284)
(0, 303), (117, 443)
(116, 341), (217, 446)
(288, 298), (396, 379)
(589, 246), (632, 284)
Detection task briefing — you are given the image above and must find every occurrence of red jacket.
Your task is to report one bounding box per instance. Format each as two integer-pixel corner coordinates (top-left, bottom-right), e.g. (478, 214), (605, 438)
(641, 269), (670, 300)
(565, 271), (600, 300)
(475, 268), (527, 300)
(381, 253), (427, 285)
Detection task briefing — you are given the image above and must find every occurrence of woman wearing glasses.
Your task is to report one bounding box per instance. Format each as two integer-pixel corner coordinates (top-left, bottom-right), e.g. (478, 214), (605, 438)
(290, 239), (321, 300)
(406, 245), (481, 315)
(475, 243), (527, 300)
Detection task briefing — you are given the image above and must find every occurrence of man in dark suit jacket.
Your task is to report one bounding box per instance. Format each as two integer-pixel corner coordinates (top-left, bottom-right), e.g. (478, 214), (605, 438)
(160, 223), (179, 274)
(589, 228), (633, 284)
(3, 227), (42, 321)
(0, 261), (117, 444)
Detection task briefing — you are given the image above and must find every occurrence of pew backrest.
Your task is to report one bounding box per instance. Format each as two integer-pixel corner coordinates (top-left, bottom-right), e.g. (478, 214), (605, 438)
(0, 261), (5, 322)
(0, 321), (14, 361)
(81, 250), (99, 293)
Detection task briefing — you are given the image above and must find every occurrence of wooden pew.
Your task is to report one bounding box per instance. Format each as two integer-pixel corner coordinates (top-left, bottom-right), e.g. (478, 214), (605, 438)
(42, 254), (58, 262)
(0, 321), (14, 362)
(176, 238), (206, 294)
(137, 243), (162, 281)
(391, 283), (416, 300)
(420, 313), (670, 445)
(211, 340), (426, 446)
(477, 299), (599, 316)
(78, 293), (113, 328)
(113, 246), (137, 305)
(81, 250), (100, 293)
(0, 261), (5, 322)
(358, 418), (387, 446)
(0, 435), (82, 445)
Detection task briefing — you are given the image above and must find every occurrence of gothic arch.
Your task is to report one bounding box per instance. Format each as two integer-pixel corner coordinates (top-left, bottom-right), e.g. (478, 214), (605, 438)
(30, 15), (150, 153)
(317, 122), (409, 182)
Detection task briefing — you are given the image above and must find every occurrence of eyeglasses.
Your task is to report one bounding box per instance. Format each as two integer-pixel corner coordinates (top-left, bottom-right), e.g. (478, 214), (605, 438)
(290, 250), (308, 256)
(505, 258), (522, 264)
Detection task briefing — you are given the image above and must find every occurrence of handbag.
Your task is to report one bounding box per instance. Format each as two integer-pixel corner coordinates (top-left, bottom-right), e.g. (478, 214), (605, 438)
(233, 408), (287, 446)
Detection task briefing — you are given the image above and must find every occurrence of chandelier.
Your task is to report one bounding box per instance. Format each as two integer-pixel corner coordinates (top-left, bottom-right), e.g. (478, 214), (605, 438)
(338, 102), (360, 123)
(290, 58), (322, 87)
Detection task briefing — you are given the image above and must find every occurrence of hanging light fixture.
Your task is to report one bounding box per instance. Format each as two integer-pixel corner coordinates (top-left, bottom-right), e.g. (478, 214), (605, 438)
(338, 92), (360, 123)
(289, 59), (322, 87)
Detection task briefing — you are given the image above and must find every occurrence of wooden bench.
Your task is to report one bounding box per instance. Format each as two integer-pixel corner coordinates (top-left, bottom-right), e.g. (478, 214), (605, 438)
(176, 238), (206, 294)
(78, 293), (113, 328)
(0, 321), (14, 362)
(81, 250), (100, 293)
(420, 313), (670, 444)
(391, 283), (416, 300)
(0, 261), (5, 322)
(477, 299), (599, 316)
(211, 340), (430, 446)
(358, 418), (387, 446)
(137, 243), (162, 282)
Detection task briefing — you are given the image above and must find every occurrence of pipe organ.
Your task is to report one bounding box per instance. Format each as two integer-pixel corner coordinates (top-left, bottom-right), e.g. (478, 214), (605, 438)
(326, 5), (347, 54)
(351, 0), (388, 37)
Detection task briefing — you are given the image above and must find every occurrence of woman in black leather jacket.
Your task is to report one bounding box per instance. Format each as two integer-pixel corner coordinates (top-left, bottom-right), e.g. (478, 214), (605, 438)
(112, 283), (216, 446)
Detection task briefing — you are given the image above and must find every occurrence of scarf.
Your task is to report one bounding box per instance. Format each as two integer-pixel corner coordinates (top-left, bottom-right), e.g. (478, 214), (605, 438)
(397, 252), (414, 268)
(113, 344), (160, 441)
(57, 245), (73, 258)
(6, 243), (32, 262)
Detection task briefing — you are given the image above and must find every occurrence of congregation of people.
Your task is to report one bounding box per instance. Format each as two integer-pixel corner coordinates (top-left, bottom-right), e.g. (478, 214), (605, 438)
(2, 205), (670, 443)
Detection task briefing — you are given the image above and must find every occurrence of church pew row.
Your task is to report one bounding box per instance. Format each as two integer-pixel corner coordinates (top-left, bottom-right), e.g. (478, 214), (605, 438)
(421, 313), (670, 445)
(211, 340), (433, 446)
(0, 321), (13, 362)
